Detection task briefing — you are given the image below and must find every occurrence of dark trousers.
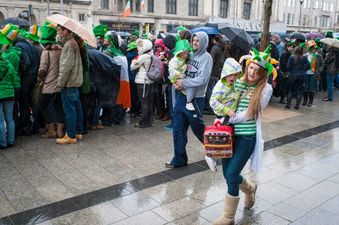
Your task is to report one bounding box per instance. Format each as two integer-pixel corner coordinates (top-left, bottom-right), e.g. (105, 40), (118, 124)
(170, 93), (205, 167)
(38, 93), (64, 124)
(129, 81), (141, 115)
(137, 83), (155, 126)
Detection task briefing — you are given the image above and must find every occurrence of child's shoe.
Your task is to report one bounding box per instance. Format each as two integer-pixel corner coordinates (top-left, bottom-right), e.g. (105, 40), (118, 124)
(205, 156), (217, 172)
(186, 102), (195, 111)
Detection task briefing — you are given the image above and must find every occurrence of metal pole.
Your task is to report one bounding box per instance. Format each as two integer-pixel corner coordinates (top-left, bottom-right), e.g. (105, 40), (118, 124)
(61, 0), (64, 14)
(47, 0), (50, 16)
(211, 0), (214, 21)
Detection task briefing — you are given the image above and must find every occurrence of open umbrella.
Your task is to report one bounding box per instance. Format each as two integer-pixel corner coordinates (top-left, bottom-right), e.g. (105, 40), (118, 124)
(218, 24), (254, 52)
(0, 17), (30, 29)
(287, 32), (306, 41)
(305, 32), (324, 40)
(190, 27), (221, 35)
(320, 38), (339, 48)
(46, 14), (97, 48)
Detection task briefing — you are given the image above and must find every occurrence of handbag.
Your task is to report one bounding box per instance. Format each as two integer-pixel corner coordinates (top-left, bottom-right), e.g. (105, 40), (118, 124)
(204, 120), (234, 158)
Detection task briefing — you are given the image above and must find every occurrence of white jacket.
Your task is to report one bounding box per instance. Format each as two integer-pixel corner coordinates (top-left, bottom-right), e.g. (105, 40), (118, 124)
(229, 83), (273, 171)
(131, 53), (153, 84)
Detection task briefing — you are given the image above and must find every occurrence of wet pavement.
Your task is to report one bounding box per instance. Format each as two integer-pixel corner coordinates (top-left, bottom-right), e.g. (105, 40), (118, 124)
(0, 94), (339, 225)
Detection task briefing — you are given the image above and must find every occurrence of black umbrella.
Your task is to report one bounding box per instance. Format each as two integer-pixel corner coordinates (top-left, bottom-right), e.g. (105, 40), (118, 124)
(0, 17), (31, 29)
(218, 24), (255, 52)
(287, 32), (306, 41)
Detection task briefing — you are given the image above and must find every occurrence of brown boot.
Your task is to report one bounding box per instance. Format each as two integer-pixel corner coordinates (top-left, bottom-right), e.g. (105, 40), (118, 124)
(213, 194), (240, 225)
(41, 123), (56, 138)
(56, 134), (77, 144)
(240, 178), (257, 209)
(56, 123), (64, 138)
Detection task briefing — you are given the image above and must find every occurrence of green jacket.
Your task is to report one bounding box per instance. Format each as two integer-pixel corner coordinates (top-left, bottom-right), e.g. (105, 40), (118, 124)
(0, 57), (19, 100)
(2, 47), (21, 83)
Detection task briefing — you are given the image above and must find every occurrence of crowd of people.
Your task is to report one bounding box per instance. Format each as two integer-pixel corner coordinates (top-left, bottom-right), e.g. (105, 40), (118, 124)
(0, 19), (338, 225)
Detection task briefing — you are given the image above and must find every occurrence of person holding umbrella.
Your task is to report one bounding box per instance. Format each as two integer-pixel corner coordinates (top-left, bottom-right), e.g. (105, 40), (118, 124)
(56, 24), (84, 144)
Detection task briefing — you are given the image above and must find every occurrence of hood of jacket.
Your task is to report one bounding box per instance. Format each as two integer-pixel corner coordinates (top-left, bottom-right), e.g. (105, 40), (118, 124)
(192, 31), (209, 57)
(137, 39), (153, 55)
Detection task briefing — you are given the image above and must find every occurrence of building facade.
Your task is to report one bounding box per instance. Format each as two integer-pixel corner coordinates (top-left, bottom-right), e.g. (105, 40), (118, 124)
(0, 0), (338, 34)
(0, 0), (92, 28)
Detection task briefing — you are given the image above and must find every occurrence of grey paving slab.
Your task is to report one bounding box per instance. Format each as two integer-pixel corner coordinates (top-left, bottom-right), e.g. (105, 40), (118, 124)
(267, 202), (307, 222)
(328, 173), (339, 184)
(152, 197), (205, 222)
(237, 211), (290, 225)
(290, 208), (339, 225)
(166, 214), (211, 225)
(255, 181), (298, 204)
(318, 194), (339, 215)
(294, 164), (337, 181)
(0, 190), (14, 218)
(2, 149), (74, 202)
(283, 190), (331, 212)
(111, 211), (167, 225)
(110, 192), (160, 217)
(272, 172), (319, 192)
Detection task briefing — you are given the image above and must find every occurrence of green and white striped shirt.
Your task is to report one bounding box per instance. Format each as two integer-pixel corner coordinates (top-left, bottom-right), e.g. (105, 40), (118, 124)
(234, 79), (257, 136)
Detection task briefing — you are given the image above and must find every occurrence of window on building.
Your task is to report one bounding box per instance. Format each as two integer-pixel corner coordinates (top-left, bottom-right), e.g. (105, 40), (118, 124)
(337, 14), (339, 23)
(303, 15), (306, 26)
(78, 13), (85, 22)
(188, 0), (198, 16)
(243, 2), (251, 20)
(117, 0), (124, 11)
(166, 0), (177, 14)
(287, 13), (291, 24)
(220, 0), (228, 18)
(283, 13), (286, 22)
(101, 0), (109, 9)
(314, 16), (317, 26)
(136, 0), (141, 12)
(148, 0), (154, 12)
(291, 14), (294, 25)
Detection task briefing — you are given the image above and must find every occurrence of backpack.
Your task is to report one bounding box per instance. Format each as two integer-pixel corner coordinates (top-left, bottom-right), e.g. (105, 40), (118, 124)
(146, 55), (165, 82)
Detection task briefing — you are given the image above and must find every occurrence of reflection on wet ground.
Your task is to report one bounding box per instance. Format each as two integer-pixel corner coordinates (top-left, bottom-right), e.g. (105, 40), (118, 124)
(0, 96), (339, 225)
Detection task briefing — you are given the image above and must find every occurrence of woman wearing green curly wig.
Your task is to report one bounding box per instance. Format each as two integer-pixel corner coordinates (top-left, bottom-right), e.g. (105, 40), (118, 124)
(213, 47), (274, 225)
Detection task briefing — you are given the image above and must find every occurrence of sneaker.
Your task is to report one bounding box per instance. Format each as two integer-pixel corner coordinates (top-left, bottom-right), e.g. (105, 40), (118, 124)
(205, 156), (217, 172)
(186, 102), (195, 111)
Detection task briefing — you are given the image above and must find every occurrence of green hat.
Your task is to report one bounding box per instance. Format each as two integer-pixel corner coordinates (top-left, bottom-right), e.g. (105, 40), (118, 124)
(0, 24), (19, 45)
(174, 39), (191, 56)
(93, 25), (108, 38)
(26, 25), (40, 43)
(239, 45), (279, 80)
(325, 31), (333, 38)
(40, 22), (57, 45)
(177, 26), (187, 32)
(127, 41), (138, 51)
(132, 30), (140, 37)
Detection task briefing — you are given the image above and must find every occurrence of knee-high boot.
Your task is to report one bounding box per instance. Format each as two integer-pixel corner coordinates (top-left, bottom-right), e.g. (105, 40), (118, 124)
(213, 194), (240, 225)
(302, 92), (308, 106)
(239, 178), (257, 209)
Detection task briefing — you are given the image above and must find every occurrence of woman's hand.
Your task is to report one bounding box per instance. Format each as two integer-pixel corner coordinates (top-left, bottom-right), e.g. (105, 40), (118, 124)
(227, 110), (236, 118)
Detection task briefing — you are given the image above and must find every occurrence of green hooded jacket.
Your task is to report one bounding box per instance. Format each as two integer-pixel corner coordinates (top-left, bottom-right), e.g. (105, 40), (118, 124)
(2, 46), (21, 83)
(0, 56), (19, 100)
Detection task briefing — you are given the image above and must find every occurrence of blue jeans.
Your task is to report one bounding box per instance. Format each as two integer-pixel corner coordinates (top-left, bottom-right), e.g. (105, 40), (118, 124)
(170, 93), (205, 167)
(0, 101), (15, 147)
(327, 74), (335, 101)
(61, 88), (83, 138)
(222, 135), (256, 196)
